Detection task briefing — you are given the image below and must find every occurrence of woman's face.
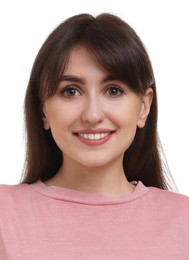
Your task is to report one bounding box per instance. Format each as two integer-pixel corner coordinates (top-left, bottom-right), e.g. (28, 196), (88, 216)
(43, 45), (152, 168)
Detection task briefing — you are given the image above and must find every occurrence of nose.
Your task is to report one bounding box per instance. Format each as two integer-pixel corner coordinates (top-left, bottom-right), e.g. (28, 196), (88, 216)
(81, 96), (104, 124)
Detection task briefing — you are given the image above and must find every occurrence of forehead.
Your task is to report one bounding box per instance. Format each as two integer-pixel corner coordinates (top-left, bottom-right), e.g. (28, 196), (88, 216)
(63, 45), (108, 76)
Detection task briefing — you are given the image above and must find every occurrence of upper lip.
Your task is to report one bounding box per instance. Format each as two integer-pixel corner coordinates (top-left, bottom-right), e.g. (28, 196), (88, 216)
(73, 129), (116, 134)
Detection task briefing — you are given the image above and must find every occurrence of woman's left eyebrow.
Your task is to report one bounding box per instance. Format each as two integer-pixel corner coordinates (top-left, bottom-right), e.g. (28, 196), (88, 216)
(101, 75), (116, 84)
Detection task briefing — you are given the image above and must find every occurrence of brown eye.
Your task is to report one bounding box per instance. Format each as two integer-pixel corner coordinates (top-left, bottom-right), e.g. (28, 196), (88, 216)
(61, 86), (81, 97)
(106, 86), (124, 97)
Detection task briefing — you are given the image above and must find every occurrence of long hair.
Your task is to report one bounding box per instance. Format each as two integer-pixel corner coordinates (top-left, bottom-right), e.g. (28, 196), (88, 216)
(22, 13), (174, 190)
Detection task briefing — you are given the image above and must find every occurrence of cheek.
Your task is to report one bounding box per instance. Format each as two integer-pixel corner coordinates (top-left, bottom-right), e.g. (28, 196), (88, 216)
(109, 103), (141, 128)
(45, 103), (77, 130)
(49, 113), (72, 133)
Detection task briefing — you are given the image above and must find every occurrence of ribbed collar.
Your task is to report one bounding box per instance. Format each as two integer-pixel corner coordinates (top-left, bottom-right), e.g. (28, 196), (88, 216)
(29, 180), (149, 206)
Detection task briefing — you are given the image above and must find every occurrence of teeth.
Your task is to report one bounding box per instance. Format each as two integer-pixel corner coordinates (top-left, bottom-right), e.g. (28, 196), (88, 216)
(78, 133), (110, 140)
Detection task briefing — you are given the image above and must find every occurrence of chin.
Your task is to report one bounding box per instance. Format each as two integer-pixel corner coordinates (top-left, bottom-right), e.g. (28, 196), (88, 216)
(76, 157), (116, 169)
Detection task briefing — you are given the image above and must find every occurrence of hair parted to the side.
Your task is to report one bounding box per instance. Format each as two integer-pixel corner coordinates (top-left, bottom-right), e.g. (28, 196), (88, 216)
(22, 13), (175, 190)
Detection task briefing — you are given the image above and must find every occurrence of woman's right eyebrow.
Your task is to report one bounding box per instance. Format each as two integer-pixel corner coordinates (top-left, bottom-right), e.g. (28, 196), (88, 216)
(60, 75), (86, 84)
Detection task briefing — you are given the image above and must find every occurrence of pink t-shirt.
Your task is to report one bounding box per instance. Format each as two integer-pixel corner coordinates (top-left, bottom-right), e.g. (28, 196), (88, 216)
(0, 181), (189, 259)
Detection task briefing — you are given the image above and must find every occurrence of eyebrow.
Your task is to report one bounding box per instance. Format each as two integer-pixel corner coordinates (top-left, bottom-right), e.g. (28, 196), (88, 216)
(59, 75), (117, 85)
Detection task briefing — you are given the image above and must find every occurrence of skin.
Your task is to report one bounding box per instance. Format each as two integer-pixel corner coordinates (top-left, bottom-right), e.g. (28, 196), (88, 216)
(43, 45), (153, 198)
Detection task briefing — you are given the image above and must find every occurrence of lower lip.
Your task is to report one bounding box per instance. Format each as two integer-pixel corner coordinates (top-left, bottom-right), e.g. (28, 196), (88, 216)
(75, 133), (113, 146)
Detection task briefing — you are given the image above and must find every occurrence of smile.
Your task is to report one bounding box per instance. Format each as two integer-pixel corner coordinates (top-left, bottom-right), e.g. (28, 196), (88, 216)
(77, 133), (110, 140)
(73, 130), (116, 146)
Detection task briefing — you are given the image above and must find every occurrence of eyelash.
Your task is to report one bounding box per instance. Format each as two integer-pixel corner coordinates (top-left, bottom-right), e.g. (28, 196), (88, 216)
(60, 85), (81, 97)
(60, 84), (125, 98)
(106, 85), (124, 97)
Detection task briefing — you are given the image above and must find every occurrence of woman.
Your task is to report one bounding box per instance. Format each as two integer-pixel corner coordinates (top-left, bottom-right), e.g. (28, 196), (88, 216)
(0, 13), (189, 259)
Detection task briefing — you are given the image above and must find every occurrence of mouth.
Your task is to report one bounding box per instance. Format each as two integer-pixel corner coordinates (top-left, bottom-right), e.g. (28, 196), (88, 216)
(73, 130), (116, 145)
(76, 132), (111, 140)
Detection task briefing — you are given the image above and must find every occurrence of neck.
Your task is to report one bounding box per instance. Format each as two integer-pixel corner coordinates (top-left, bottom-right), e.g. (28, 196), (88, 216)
(45, 156), (134, 198)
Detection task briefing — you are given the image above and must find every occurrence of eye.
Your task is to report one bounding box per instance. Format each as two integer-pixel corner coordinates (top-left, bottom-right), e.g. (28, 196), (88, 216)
(60, 86), (81, 97)
(106, 85), (124, 97)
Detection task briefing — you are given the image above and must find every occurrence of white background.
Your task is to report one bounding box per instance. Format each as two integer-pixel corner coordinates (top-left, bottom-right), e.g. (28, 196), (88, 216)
(0, 0), (188, 195)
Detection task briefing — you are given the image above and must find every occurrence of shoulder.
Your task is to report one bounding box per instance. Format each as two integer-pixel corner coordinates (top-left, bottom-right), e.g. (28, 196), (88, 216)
(0, 183), (31, 206)
(137, 185), (189, 236)
(146, 186), (189, 216)
(0, 182), (29, 193)
(149, 186), (189, 203)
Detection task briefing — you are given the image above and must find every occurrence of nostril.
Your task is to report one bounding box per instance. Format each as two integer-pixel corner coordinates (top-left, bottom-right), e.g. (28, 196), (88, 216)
(81, 107), (104, 124)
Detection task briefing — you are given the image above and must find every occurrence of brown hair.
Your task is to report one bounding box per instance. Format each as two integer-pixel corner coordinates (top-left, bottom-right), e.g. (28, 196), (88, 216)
(22, 13), (174, 190)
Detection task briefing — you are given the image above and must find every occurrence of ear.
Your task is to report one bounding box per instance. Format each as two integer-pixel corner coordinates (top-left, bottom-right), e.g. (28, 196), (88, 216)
(137, 88), (153, 128)
(42, 110), (50, 130)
